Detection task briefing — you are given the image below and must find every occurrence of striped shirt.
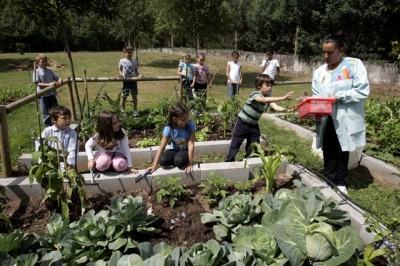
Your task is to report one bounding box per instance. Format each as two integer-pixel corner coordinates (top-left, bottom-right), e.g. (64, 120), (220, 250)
(238, 91), (268, 125)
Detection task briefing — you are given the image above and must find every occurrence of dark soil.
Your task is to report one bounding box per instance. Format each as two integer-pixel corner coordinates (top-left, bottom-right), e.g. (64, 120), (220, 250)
(0, 178), (288, 248)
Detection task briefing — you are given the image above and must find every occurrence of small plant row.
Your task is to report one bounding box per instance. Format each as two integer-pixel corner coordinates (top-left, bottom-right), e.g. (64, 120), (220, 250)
(364, 98), (400, 165)
(1, 180), (395, 265)
(79, 92), (242, 145)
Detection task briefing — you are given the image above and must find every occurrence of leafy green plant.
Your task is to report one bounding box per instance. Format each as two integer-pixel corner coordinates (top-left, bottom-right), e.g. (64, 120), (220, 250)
(195, 126), (209, 142)
(233, 180), (253, 195)
(198, 172), (231, 204)
(29, 136), (86, 220)
(217, 95), (241, 138)
(15, 43), (26, 55)
(0, 186), (11, 227)
(200, 194), (262, 241)
(154, 176), (188, 208)
(136, 137), (161, 148)
(246, 143), (290, 193)
(364, 213), (399, 265)
(146, 98), (170, 134)
(200, 152), (224, 163)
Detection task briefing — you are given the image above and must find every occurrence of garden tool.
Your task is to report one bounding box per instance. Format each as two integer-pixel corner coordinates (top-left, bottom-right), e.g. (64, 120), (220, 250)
(135, 169), (152, 183)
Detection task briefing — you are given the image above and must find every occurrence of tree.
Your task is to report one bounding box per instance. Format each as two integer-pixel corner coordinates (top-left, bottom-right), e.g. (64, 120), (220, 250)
(14, 0), (121, 114)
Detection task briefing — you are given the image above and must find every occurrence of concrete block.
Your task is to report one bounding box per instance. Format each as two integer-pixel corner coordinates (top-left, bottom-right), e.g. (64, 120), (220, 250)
(200, 162), (250, 183)
(292, 164), (329, 189)
(359, 155), (400, 186)
(3, 177), (44, 201)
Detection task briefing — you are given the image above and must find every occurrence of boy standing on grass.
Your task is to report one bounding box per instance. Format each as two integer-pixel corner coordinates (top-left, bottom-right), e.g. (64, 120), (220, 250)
(40, 105), (77, 170)
(224, 74), (294, 162)
(118, 44), (142, 117)
(34, 53), (62, 127)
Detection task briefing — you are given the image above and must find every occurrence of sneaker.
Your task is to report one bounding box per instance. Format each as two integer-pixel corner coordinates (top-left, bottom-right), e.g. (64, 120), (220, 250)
(337, 186), (348, 195)
(133, 110), (139, 117)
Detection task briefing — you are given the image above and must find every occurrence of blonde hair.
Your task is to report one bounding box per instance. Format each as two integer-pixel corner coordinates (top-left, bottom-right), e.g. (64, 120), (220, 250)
(35, 53), (47, 62)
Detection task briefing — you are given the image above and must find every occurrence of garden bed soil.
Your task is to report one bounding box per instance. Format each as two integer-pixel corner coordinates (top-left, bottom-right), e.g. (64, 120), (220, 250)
(0, 179), (284, 248)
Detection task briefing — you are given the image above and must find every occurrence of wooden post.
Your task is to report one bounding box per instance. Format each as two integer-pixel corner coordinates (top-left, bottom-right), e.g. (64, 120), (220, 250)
(0, 105), (12, 177)
(178, 75), (183, 102)
(66, 78), (76, 121)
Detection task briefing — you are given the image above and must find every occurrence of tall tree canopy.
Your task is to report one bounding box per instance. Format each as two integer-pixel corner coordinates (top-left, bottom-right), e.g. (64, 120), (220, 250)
(1, 0), (399, 61)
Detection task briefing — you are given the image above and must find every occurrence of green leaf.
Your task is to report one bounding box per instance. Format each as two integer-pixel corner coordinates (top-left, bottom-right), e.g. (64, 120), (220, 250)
(108, 237), (127, 250)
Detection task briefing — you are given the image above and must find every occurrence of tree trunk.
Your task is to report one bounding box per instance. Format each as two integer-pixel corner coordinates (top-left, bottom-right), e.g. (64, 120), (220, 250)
(59, 17), (82, 115)
(170, 32), (174, 48)
(294, 25), (300, 56)
(234, 29), (238, 50)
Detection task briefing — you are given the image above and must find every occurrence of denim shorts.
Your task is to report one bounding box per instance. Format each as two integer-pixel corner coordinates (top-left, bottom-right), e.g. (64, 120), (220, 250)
(121, 81), (138, 97)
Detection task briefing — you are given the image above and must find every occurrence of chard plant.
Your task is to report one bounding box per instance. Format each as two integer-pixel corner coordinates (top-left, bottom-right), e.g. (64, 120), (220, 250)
(198, 172), (231, 204)
(29, 136), (86, 220)
(154, 176), (188, 208)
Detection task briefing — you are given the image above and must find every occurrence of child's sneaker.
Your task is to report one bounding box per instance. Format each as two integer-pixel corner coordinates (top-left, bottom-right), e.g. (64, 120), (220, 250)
(133, 110), (139, 117)
(337, 186), (348, 195)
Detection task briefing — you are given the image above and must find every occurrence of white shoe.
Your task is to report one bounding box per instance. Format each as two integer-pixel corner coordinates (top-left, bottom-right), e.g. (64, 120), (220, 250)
(337, 186), (348, 195)
(133, 110), (139, 117)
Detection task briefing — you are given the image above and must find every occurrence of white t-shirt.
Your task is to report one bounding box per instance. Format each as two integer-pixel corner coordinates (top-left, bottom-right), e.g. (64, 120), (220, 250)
(261, 59), (280, 79)
(227, 61), (242, 83)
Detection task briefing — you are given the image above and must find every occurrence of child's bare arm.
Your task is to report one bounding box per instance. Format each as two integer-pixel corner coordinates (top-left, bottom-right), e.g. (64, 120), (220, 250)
(255, 91), (294, 103)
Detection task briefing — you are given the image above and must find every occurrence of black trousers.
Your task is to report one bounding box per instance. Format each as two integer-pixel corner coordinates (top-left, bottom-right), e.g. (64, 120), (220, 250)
(158, 149), (189, 169)
(322, 116), (349, 186)
(224, 118), (260, 162)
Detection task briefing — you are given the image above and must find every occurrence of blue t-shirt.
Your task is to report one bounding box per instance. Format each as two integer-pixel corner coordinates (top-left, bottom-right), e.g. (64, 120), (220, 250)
(178, 62), (196, 81)
(163, 121), (196, 150)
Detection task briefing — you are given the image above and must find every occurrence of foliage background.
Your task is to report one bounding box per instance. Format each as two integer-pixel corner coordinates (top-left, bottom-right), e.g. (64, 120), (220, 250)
(1, 0), (400, 61)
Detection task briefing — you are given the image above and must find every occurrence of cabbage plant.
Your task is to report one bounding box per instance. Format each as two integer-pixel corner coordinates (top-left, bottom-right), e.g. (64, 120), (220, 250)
(200, 194), (262, 241)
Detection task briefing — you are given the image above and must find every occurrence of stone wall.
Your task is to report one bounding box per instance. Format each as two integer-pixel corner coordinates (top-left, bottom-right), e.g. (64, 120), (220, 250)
(144, 48), (400, 85)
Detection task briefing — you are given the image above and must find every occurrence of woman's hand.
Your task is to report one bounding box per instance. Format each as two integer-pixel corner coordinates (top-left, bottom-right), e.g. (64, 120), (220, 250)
(128, 167), (139, 174)
(88, 159), (95, 171)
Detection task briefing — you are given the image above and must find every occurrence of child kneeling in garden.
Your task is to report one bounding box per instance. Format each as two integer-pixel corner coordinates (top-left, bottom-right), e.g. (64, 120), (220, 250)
(85, 111), (138, 174)
(147, 102), (196, 174)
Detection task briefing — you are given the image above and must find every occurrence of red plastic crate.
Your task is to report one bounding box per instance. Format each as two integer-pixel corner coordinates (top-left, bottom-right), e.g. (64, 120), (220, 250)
(297, 98), (334, 119)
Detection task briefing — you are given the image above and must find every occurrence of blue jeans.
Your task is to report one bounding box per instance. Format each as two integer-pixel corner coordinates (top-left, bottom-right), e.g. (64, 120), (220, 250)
(39, 95), (58, 127)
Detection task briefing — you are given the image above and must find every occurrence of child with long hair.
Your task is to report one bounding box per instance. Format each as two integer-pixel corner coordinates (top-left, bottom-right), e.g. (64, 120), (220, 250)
(147, 102), (196, 174)
(85, 111), (138, 173)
